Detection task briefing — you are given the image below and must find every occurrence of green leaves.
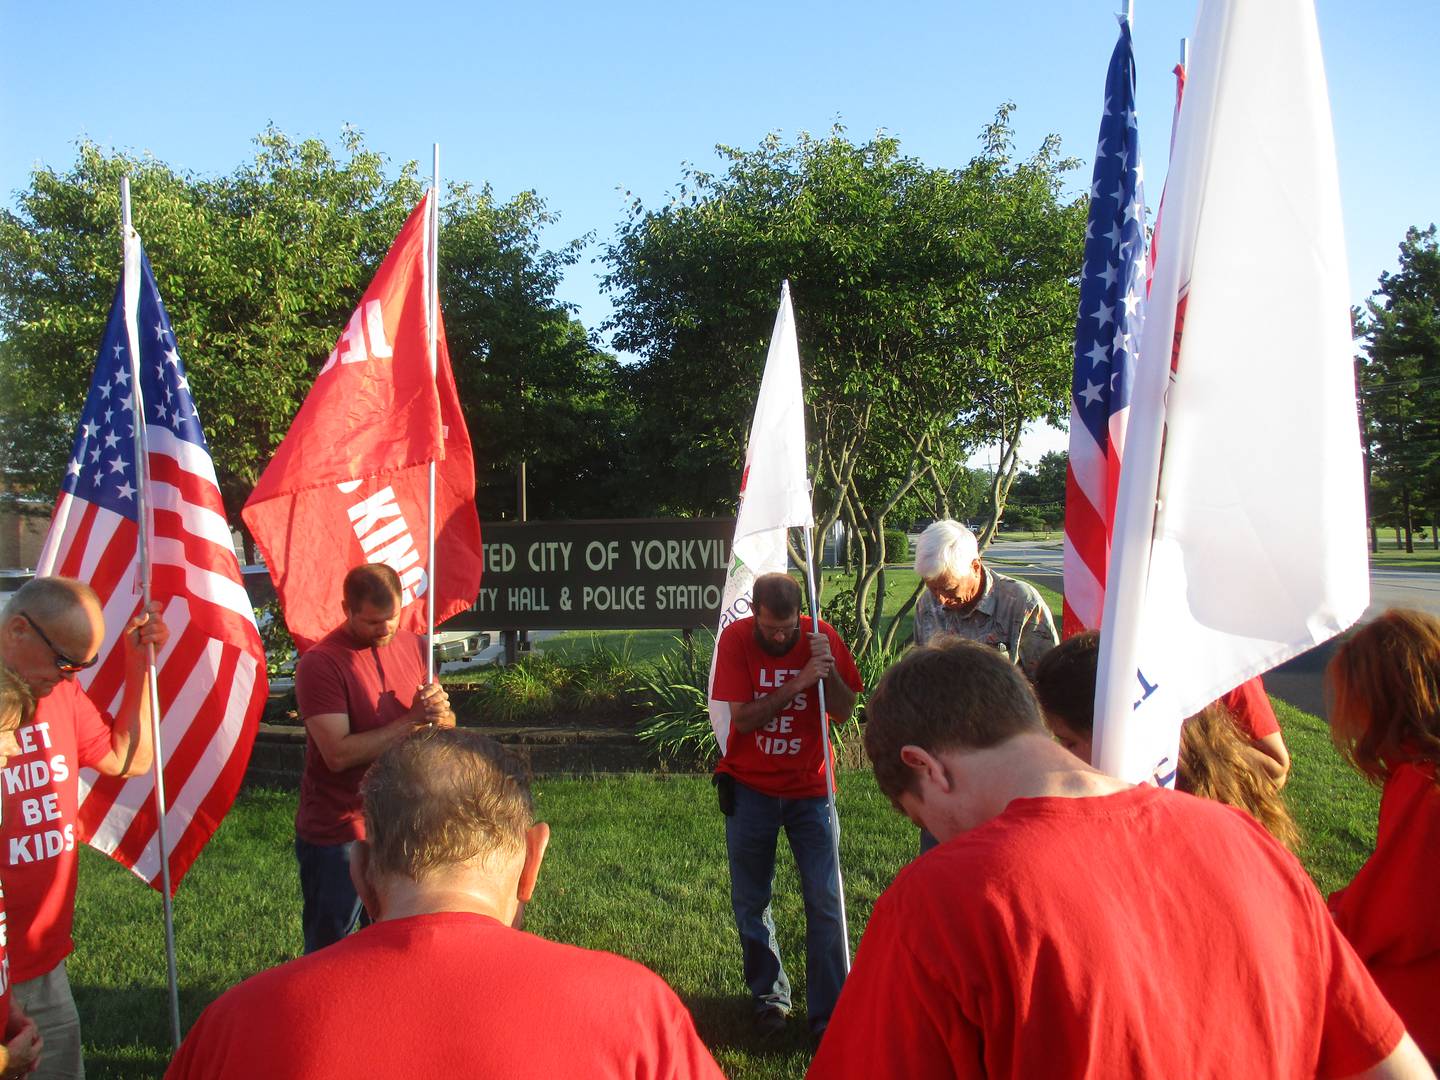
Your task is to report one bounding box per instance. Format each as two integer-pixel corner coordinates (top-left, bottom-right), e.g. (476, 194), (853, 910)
(603, 113), (1085, 650)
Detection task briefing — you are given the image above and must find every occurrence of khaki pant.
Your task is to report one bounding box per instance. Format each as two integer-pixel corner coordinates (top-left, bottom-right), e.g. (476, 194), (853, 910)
(13, 961), (84, 1080)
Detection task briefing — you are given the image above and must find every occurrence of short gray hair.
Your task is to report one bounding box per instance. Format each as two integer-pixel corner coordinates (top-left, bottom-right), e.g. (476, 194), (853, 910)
(914, 520), (979, 581)
(2, 577), (99, 623)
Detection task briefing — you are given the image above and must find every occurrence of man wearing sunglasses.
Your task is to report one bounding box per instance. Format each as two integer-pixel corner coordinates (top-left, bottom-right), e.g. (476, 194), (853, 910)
(0, 576), (169, 1080)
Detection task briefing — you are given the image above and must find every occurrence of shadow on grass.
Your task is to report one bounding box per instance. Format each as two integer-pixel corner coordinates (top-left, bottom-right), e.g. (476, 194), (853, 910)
(75, 981), (231, 1080)
(685, 991), (819, 1060)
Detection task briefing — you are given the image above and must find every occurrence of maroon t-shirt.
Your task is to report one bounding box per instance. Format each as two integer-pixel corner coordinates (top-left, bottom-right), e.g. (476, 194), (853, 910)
(294, 627), (427, 845)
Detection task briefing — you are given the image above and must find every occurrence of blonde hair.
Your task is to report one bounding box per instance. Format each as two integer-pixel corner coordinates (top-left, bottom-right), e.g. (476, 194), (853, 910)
(0, 667), (34, 733)
(360, 727), (533, 881)
(1178, 704), (1301, 853)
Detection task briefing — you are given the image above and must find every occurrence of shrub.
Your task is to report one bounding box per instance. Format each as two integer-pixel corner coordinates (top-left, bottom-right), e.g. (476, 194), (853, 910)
(883, 528), (911, 563)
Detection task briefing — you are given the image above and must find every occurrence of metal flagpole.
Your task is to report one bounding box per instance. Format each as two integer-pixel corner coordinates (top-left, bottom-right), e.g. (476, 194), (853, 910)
(1181, 36), (1189, 69)
(120, 177), (182, 1050)
(425, 146), (439, 683)
(801, 522), (851, 974)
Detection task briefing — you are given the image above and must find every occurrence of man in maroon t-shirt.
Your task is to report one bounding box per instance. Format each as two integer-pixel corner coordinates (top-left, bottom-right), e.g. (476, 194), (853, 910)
(809, 638), (1428, 1079)
(292, 563), (452, 953)
(168, 728), (723, 1080)
(711, 573), (862, 1043)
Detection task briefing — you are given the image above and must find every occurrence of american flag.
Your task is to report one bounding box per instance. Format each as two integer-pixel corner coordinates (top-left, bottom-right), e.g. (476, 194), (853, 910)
(1062, 17), (1149, 638)
(35, 237), (266, 893)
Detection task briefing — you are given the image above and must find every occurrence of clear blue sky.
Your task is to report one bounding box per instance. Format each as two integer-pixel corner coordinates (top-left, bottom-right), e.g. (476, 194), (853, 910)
(3, 0), (1435, 461)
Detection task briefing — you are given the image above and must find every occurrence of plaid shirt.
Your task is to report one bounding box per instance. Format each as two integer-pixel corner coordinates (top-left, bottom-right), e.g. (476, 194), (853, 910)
(913, 567), (1059, 677)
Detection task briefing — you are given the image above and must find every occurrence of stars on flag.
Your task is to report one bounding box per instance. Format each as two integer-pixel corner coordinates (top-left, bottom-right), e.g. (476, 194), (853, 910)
(60, 256), (210, 517)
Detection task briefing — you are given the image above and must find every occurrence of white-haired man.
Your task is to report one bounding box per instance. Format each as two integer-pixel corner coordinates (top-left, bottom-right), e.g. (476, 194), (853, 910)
(912, 520), (1057, 677)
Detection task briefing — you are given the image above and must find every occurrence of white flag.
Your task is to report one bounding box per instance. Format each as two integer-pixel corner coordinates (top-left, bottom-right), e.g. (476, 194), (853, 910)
(708, 281), (814, 750)
(1093, 0), (1368, 784)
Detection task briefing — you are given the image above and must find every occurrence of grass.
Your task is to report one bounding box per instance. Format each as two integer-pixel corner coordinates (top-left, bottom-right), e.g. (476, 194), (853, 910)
(70, 691), (1380, 1079)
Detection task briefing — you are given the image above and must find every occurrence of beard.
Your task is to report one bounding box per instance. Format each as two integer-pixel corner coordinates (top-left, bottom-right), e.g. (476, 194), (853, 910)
(754, 628), (800, 657)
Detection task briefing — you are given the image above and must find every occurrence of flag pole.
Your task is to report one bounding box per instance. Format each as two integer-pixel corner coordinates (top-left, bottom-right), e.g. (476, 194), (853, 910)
(1181, 36), (1189, 69)
(799, 426), (851, 975)
(120, 177), (182, 1050)
(425, 146), (439, 683)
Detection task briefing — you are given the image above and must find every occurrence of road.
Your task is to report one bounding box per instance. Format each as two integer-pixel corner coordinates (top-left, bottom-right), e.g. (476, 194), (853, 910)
(984, 538), (1440, 719)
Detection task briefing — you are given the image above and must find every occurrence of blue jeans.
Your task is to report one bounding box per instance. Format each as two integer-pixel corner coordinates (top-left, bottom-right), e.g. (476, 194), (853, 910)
(725, 780), (846, 1032)
(295, 835), (370, 954)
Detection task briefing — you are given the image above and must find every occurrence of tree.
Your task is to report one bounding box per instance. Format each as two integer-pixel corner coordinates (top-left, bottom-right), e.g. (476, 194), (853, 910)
(1357, 225), (1440, 552)
(603, 112), (1084, 652)
(1007, 450), (1067, 536)
(436, 184), (639, 521)
(0, 129), (622, 553)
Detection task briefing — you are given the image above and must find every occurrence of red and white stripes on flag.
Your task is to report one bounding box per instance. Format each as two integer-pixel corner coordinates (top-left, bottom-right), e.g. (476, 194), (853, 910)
(1062, 16), (1148, 638)
(37, 242), (267, 893)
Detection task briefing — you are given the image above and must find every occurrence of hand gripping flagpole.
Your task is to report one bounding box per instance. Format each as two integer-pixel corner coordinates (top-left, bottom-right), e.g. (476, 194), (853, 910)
(120, 177), (183, 1050)
(802, 497), (851, 975)
(425, 146), (439, 683)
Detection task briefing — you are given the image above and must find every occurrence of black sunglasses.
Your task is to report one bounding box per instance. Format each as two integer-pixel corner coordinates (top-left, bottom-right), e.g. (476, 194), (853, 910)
(19, 612), (99, 674)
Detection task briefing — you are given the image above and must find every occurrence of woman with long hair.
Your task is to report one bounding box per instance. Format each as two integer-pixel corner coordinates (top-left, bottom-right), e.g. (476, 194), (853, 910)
(1326, 608), (1440, 1063)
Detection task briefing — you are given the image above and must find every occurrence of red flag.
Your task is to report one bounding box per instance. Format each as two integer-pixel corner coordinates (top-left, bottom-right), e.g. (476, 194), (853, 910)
(242, 192), (482, 650)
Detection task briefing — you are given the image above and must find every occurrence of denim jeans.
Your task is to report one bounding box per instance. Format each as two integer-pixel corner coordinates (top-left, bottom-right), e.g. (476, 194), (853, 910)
(724, 779), (846, 1031)
(295, 835), (370, 954)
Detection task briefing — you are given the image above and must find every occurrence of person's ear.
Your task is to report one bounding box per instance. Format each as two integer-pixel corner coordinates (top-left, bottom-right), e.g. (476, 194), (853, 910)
(349, 840), (381, 919)
(899, 745), (953, 793)
(516, 822), (550, 905)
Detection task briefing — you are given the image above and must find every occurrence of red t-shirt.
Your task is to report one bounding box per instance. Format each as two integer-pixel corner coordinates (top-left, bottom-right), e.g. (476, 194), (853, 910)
(1329, 761), (1440, 1061)
(809, 786), (1402, 1079)
(294, 627), (428, 845)
(712, 616), (862, 799)
(1220, 676), (1280, 740)
(165, 911), (725, 1080)
(0, 681), (113, 983)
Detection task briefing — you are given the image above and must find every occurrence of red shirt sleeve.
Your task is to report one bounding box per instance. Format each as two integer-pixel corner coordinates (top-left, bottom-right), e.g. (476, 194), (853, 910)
(1221, 677), (1280, 740)
(808, 892), (982, 1079)
(710, 622), (755, 704)
(295, 651), (350, 719)
(1314, 892), (1406, 1078)
(74, 687), (116, 770)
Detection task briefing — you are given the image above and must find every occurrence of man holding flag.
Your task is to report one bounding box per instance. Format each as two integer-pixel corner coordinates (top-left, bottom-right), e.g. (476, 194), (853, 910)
(243, 188), (481, 951)
(705, 283), (861, 1044)
(291, 564), (454, 953)
(712, 572), (860, 1042)
(0, 580), (168, 1079)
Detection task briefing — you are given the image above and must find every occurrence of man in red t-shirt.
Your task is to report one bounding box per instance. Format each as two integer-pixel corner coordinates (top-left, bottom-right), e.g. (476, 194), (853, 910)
(168, 727), (723, 1080)
(711, 573), (862, 1042)
(292, 563), (452, 953)
(809, 638), (1429, 1079)
(0, 576), (169, 1080)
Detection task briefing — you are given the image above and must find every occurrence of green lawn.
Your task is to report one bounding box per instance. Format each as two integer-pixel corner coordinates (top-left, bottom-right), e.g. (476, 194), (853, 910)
(69, 693), (1379, 1079)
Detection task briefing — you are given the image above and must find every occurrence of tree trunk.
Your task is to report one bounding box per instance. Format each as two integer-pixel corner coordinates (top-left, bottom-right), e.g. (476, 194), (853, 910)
(1370, 522), (1378, 554)
(1403, 486), (1415, 554)
(1433, 509), (1439, 551)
